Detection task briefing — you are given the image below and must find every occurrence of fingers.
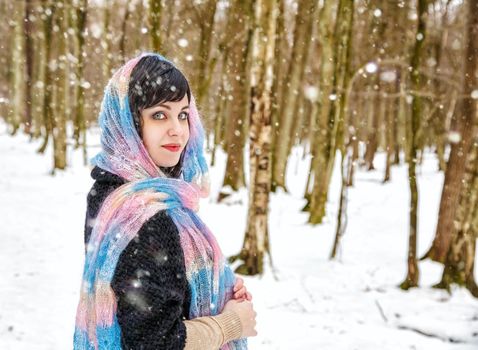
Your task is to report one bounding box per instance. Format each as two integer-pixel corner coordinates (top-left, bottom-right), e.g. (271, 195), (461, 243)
(234, 286), (246, 299)
(233, 277), (244, 292)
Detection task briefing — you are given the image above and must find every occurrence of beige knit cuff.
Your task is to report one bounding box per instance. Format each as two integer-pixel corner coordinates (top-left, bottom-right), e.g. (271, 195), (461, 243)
(211, 310), (243, 344)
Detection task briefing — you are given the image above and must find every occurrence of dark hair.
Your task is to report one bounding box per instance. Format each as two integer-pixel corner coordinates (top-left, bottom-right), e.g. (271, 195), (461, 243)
(128, 56), (191, 178)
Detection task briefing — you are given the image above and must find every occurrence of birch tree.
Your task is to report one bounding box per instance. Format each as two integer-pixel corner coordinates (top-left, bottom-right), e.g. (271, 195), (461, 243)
(230, 0), (278, 275)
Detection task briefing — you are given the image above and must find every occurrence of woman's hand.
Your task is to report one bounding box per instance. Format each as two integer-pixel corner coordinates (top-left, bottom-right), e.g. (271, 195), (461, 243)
(233, 276), (252, 301)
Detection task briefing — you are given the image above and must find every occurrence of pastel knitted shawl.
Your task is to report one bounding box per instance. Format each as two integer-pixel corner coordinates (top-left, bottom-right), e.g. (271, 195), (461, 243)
(73, 52), (247, 350)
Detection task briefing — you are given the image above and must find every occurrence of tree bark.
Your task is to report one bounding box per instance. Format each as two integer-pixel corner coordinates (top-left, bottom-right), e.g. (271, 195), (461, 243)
(400, 0), (428, 290)
(306, 0), (336, 223)
(272, 0), (317, 191)
(218, 0), (253, 199)
(23, 0), (34, 135)
(230, 0), (277, 276)
(7, 0), (25, 136)
(37, 0), (55, 154)
(437, 141), (478, 297)
(148, 0), (162, 52)
(191, 0), (218, 107)
(383, 96), (393, 183)
(308, 0), (354, 225)
(52, 0), (68, 171)
(421, 0), (478, 264)
(72, 0), (88, 164)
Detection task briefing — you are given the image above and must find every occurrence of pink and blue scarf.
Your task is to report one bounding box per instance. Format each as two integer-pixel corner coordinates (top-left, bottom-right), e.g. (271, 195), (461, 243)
(73, 52), (247, 350)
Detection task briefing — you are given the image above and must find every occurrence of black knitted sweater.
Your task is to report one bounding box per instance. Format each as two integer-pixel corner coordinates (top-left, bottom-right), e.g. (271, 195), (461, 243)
(84, 166), (191, 349)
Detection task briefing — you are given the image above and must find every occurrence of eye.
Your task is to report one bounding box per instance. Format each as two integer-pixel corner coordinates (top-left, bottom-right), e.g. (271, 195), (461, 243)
(179, 112), (189, 121)
(152, 111), (166, 120)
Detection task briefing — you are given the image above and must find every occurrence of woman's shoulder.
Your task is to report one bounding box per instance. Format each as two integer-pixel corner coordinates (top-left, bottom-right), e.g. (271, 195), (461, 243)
(89, 165), (125, 195)
(85, 167), (125, 214)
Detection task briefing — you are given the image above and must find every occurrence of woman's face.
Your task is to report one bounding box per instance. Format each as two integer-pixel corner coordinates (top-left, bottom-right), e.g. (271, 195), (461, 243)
(140, 94), (190, 168)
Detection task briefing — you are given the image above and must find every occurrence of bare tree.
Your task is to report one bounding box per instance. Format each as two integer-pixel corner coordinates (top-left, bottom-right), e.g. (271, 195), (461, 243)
(230, 0), (278, 275)
(218, 0), (254, 199)
(400, 0), (428, 290)
(7, 0), (25, 136)
(422, 0), (478, 264)
(23, 0), (34, 135)
(272, 0), (317, 191)
(72, 0), (88, 166)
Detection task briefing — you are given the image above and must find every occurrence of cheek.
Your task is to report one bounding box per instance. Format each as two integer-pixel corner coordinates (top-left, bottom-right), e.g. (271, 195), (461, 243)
(141, 125), (161, 153)
(183, 123), (190, 142)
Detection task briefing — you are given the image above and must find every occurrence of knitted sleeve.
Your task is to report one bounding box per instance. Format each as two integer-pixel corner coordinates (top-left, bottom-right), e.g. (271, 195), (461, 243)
(110, 210), (189, 349)
(184, 311), (243, 349)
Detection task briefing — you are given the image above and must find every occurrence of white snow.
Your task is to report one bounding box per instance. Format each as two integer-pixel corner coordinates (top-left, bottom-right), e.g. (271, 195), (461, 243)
(0, 121), (477, 349)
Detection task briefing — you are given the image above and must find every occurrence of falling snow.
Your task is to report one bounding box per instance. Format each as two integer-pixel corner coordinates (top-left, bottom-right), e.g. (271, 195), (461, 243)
(365, 62), (378, 74)
(447, 131), (462, 144)
(178, 38), (189, 48)
(304, 85), (319, 102)
(373, 8), (382, 17)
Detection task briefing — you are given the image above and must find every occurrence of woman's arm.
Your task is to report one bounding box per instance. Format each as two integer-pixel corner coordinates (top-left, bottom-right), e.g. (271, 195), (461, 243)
(111, 210), (189, 349)
(111, 210), (244, 350)
(184, 311), (242, 349)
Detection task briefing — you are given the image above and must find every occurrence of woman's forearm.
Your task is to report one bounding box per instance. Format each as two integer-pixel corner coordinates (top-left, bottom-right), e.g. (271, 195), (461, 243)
(184, 311), (243, 350)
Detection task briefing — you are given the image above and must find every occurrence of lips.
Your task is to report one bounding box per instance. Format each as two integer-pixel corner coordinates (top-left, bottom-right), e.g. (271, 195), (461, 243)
(162, 144), (181, 152)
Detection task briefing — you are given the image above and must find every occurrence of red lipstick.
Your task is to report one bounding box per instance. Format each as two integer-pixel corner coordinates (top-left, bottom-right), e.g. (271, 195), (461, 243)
(162, 144), (181, 152)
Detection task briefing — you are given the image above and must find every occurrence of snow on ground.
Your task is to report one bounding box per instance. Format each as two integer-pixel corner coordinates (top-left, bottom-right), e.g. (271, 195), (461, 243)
(0, 122), (477, 350)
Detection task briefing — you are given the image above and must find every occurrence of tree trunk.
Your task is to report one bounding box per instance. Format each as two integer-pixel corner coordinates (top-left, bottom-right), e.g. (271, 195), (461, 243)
(230, 0), (277, 276)
(7, 0), (25, 136)
(119, 1), (131, 63)
(102, 3), (112, 81)
(330, 148), (352, 259)
(37, 0), (55, 154)
(383, 96), (393, 183)
(270, 0), (287, 177)
(23, 0), (34, 135)
(400, 0), (428, 290)
(364, 72), (381, 171)
(271, 0), (317, 191)
(393, 68), (403, 165)
(52, 0), (68, 171)
(148, 0), (162, 52)
(32, 9), (47, 139)
(308, 0), (354, 225)
(192, 0), (218, 107)
(219, 0), (253, 199)
(421, 0), (478, 264)
(436, 141), (478, 297)
(210, 58), (228, 167)
(306, 0), (335, 223)
(72, 0), (88, 165)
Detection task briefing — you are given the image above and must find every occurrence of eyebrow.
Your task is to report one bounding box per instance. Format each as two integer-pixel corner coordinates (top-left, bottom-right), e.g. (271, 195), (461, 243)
(155, 103), (189, 111)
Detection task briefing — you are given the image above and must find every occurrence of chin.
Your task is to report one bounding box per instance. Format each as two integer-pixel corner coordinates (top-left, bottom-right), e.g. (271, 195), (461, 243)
(156, 159), (180, 168)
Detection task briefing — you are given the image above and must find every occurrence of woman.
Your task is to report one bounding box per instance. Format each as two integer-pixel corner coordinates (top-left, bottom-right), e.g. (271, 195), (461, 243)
(73, 52), (257, 350)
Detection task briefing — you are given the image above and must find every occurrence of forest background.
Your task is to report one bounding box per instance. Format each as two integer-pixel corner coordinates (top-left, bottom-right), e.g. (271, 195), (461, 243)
(1, 0), (477, 348)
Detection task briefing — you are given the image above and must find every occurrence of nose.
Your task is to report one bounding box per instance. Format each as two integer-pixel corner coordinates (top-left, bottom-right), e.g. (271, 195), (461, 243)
(167, 118), (183, 137)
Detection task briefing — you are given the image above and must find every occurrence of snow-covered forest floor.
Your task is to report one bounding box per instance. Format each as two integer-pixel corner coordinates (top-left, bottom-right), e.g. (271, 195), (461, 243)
(1, 122), (477, 350)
